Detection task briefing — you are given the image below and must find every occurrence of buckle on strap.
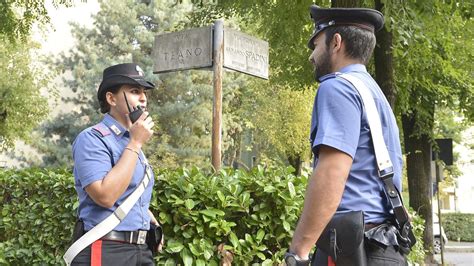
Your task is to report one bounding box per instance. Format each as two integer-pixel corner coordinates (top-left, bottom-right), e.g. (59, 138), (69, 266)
(378, 169), (398, 198)
(114, 206), (127, 221)
(378, 167), (394, 179)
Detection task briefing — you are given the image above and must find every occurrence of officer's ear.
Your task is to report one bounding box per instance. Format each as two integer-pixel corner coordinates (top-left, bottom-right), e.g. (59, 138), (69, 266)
(330, 33), (343, 54)
(105, 91), (117, 107)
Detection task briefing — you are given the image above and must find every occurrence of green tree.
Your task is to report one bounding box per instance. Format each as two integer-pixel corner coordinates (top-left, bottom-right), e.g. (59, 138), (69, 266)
(242, 83), (314, 174)
(387, 1), (473, 256)
(0, 35), (49, 150)
(0, 0), (72, 41)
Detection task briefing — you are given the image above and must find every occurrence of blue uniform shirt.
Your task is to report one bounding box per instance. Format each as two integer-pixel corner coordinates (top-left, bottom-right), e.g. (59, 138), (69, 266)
(310, 64), (403, 223)
(73, 114), (154, 231)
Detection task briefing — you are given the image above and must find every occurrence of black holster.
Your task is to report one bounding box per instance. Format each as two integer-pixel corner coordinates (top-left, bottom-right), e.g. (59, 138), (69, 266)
(71, 219), (85, 244)
(315, 211), (367, 266)
(146, 223), (163, 256)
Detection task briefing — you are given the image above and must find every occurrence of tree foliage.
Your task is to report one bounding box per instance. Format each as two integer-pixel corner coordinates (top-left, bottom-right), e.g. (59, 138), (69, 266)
(391, 0), (473, 133)
(0, 0), (73, 41)
(382, 0), (473, 256)
(242, 83), (314, 170)
(0, 35), (49, 150)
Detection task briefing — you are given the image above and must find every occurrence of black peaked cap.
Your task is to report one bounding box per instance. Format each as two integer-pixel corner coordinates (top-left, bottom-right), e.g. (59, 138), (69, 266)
(97, 63), (155, 101)
(308, 5), (384, 50)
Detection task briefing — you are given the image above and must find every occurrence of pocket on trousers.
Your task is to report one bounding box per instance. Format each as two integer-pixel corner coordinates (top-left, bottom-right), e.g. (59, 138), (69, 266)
(366, 243), (407, 266)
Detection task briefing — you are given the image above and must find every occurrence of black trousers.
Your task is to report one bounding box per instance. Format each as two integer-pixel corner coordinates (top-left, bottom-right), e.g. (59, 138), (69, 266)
(312, 239), (408, 266)
(71, 240), (155, 266)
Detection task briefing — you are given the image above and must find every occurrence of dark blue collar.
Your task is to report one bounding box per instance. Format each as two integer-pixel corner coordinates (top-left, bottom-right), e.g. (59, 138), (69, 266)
(319, 64), (367, 82)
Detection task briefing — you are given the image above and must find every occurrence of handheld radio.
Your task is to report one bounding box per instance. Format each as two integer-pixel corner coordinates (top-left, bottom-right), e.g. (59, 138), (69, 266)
(123, 92), (143, 123)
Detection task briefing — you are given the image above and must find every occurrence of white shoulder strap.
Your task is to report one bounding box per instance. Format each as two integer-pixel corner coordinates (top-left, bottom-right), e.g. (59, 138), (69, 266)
(338, 73), (393, 175)
(63, 165), (153, 265)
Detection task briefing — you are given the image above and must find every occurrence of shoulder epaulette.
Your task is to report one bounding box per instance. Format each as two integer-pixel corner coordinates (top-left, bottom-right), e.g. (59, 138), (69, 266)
(91, 124), (111, 137)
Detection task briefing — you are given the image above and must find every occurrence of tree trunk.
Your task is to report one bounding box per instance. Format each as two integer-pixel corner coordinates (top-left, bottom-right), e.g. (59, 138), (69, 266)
(402, 112), (434, 261)
(223, 130), (242, 168)
(374, 0), (396, 109)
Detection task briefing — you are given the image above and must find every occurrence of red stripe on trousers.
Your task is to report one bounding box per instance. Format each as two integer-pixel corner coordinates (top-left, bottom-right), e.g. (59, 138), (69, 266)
(91, 240), (102, 266)
(328, 256), (336, 266)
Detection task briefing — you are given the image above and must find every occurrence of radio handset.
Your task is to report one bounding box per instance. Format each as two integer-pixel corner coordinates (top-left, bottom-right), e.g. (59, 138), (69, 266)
(123, 92), (143, 123)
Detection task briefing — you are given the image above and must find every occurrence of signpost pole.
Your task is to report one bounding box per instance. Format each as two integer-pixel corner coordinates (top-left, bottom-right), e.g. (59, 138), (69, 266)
(212, 19), (224, 171)
(435, 154), (445, 265)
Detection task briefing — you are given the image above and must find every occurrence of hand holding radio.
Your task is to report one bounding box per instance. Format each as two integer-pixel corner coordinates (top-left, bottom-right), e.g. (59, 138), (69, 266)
(123, 92), (154, 147)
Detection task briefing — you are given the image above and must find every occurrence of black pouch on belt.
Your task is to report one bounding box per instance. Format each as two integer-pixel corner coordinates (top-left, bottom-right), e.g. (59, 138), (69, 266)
(70, 219), (85, 244)
(146, 223), (163, 256)
(316, 211), (367, 266)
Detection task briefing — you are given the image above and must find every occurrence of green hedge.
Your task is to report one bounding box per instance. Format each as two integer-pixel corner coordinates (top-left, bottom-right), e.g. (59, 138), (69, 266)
(443, 213), (474, 242)
(152, 166), (307, 265)
(0, 168), (77, 265)
(0, 167), (425, 265)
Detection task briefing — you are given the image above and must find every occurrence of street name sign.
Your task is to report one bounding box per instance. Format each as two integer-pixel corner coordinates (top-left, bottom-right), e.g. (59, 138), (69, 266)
(153, 26), (213, 73)
(223, 28), (269, 79)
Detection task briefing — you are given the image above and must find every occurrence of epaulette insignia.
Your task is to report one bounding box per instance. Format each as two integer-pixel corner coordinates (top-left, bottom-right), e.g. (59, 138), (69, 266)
(92, 124), (111, 137)
(110, 125), (121, 135)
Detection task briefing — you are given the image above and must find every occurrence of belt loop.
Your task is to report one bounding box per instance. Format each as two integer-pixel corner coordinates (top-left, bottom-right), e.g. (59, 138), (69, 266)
(129, 232), (134, 243)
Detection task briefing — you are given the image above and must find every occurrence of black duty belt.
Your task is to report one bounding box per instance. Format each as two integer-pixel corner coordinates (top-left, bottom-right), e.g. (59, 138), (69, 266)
(100, 230), (147, 245)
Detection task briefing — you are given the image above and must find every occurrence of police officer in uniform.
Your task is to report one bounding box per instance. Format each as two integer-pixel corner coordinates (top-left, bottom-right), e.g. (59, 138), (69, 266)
(285, 5), (407, 266)
(71, 63), (161, 265)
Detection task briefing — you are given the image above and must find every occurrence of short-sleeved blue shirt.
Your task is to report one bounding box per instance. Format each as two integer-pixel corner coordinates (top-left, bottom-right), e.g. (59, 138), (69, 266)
(73, 114), (154, 231)
(310, 64), (403, 223)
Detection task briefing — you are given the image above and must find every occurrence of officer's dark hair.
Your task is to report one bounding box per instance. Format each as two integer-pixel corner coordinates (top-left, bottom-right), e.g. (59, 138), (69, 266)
(324, 25), (376, 65)
(99, 85), (122, 114)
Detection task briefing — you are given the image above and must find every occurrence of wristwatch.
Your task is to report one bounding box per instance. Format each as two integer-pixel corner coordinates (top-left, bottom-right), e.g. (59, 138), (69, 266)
(284, 252), (310, 266)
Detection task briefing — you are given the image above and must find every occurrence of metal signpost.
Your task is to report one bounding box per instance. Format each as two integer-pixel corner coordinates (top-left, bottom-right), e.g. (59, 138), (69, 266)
(431, 138), (453, 265)
(153, 20), (269, 171)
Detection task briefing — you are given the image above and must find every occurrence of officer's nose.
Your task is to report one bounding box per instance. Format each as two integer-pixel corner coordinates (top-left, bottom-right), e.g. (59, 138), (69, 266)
(139, 91), (147, 105)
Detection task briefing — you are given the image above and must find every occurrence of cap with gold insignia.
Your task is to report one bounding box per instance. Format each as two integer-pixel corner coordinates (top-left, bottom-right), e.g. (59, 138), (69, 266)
(308, 5), (384, 50)
(97, 63), (155, 102)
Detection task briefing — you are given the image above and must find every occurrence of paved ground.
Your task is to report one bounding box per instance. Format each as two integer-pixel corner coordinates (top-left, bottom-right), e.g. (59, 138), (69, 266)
(433, 242), (474, 265)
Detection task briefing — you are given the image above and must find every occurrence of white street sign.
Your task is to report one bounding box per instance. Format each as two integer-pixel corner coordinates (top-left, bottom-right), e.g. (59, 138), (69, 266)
(223, 28), (269, 79)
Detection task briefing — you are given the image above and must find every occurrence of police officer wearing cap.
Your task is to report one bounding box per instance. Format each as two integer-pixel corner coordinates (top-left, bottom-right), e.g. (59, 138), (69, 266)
(71, 63), (161, 265)
(285, 5), (407, 266)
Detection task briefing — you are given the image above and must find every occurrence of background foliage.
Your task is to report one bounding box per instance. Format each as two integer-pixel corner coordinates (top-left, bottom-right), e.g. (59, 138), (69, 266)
(0, 35), (49, 151)
(442, 213), (474, 242)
